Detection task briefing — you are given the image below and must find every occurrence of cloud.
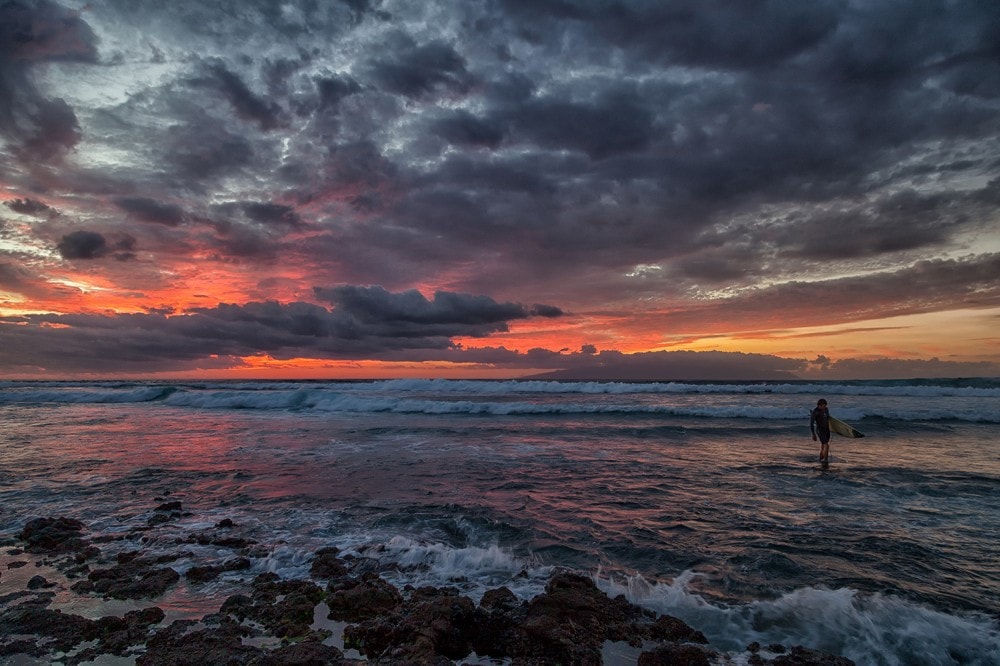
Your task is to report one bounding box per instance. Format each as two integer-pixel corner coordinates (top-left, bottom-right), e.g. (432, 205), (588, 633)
(0, 1), (998, 377)
(0, 286), (564, 373)
(499, 0), (841, 70)
(198, 61), (286, 131)
(659, 253), (1000, 333)
(242, 202), (303, 228)
(805, 356), (1000, 381)
(164, 119), (255, 185)
(505, 91), (655, 160)
(56, 230), (136, 261)
(530, 349), (805, 381)
(56, 230), (108, 260)
(530, 304), (563, 318)
(4, 198), (54, 216)
(0, 262), (28, 288)
(432, 110), (505, 149)
(315, 75), (363, 112)
(367, 38), (472, 98)
(313, 285), (558, 336)
(0, 0), (97, 162)
(115, 197), (186, 227)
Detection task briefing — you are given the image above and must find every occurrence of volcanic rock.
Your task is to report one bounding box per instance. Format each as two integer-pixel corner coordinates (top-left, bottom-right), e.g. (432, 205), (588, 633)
(343, 585), (477, 662)
(0, 606), (93, 654)
(17, 517), (88, 553)
(73, 555), (180, 599)
(310, 546), (348, 579)
(326, 571), (403, 622)
(219, 573), (324, 639)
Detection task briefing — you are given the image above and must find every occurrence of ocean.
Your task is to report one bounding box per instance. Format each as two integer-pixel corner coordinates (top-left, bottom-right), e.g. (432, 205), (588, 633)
(1, 378), (998, 665)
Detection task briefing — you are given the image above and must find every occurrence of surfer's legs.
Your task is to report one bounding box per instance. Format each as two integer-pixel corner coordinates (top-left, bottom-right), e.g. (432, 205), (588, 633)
(819, 431), (831, 461)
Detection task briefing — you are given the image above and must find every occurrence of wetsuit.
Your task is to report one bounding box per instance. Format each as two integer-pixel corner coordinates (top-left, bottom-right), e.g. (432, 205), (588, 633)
(810, 407), (831, 444)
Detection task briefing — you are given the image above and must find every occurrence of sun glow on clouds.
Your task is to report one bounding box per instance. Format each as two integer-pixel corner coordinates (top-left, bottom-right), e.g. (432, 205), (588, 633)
(193, 356), (531, 381)
(667, 309), (1000, 364)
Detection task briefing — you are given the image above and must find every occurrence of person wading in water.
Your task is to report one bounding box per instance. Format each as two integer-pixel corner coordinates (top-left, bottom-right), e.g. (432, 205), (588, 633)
(810, 399), (832, 463)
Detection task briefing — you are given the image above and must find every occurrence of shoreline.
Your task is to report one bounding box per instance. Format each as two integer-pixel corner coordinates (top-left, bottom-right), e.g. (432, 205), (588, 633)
(0, 511), (854, 665)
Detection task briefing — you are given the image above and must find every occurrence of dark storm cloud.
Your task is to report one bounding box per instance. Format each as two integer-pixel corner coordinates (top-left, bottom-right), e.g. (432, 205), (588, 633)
(56, 230), (107, 260)
(786, 190), (970, 261)
(114, 197), (186, 227)
(506, 92), (654, 160)
(313, 285), (560, 336)
(499, 0), (841, 70)
(432, 110), (505, 149)
(4, 198), (53, 216)
(529, 304), (563, 318)
(56, 230), (136, 261)
(315, 75), (363, 112)
(242, 202), (303, 228)
(0, 0), (998, 378)
(368, 38), (472, 98)
(165, 120), (255, 185)
(0, 0), (96, 162)
(206, 227), (278, 262)
(197, 62), (285, 131)
(0, 286), (564, 372)
(664, 254), (1000, 331)
(0, 0), (97, 62)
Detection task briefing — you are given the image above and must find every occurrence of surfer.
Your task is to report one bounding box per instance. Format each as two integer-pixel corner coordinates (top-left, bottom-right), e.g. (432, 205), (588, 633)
(810, 399), (831, 462)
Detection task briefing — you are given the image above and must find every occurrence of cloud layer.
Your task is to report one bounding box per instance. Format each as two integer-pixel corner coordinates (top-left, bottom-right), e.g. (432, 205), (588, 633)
(1, 0), (999, 378)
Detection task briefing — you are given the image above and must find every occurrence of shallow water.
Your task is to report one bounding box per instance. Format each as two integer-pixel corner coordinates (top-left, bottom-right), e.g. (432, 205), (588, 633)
(1, 379), (999, 664)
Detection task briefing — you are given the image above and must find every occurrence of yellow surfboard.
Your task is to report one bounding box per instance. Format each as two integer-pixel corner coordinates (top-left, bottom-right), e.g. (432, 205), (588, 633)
(829, 416), (864, 438)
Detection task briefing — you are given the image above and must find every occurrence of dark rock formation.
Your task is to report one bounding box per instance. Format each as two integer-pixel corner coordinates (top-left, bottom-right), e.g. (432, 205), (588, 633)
(138, 618), (262, 666)
(470, 572), (680, 665)
(185, 556), (252, 583)
(186, 531), (254, 549)
(326, 571), (403, 621)
(638, 642), (717, 665)
(17, 517), (88, 553)
(650, 613), (709, 644)
(310, 546), (349, 579)
(0, 606), (93, 654)
(26, 575), (55, 590)
(72, 553), (180, 599)
(259, 640), (353, 665)
(68, 607), (165, 665)
(772, 645), (856, 666)
(221, 572), (325, 639)
(344, 585), (477, 663)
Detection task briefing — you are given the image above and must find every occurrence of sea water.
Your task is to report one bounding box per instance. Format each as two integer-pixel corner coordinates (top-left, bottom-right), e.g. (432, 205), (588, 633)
(1, 378), (998, 664)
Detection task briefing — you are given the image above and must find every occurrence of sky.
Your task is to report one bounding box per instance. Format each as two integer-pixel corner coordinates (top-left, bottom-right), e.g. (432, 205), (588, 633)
(1, 0), (999, 381)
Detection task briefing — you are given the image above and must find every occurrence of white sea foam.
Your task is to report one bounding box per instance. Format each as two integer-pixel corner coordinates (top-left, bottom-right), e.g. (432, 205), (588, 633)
(597, 571), (1000, 665)
(377, 536), (552, 600)
(0, 385), (175, 404)
(373, 378), (1000, 399)
(1, 379), (997, 422)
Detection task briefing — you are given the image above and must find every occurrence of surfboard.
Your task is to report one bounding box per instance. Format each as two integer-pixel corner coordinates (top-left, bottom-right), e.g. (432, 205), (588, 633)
(829, 416), (864, 438)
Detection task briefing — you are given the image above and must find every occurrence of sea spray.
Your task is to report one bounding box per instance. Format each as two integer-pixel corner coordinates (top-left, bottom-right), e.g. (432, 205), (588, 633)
(597, 571), (1000, 665)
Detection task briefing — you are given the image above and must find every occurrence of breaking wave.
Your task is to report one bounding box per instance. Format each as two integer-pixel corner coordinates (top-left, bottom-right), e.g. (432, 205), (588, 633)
(0, 379), (997, 423)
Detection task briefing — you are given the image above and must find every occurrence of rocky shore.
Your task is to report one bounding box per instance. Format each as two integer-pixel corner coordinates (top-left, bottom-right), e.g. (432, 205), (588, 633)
(1, 511), (854, 665)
